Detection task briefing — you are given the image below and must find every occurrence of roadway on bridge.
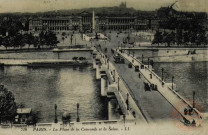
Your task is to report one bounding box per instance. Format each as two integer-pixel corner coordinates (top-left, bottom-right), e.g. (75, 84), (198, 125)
(94, 38), (181, 123)
(78, 32), (182, 122)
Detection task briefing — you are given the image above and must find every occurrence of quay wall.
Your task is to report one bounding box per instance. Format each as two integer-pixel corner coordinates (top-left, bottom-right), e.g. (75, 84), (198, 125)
(156, 48), (207, 57)
(153, 53), (207, 62)
(126, 48), (208, 62)
(0, 51), (92, 60)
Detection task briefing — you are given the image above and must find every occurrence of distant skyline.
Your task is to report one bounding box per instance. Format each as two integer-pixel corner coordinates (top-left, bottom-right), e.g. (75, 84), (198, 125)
(0, 0), (207, 13)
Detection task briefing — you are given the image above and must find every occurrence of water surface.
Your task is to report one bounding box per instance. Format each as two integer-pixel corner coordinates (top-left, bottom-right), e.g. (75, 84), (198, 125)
(0, 66), (105, 122)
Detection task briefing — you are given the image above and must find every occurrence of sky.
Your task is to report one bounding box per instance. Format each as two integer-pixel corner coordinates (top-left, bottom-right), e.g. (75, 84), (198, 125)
(0, 0), (207, 13)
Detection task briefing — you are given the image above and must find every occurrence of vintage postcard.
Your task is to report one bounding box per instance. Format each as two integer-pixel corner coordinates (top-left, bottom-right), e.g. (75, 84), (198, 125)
(0, 0), (207, 135)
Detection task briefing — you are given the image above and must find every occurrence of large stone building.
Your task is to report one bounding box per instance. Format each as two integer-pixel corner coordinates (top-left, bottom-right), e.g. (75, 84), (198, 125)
(29, 11), (150, 33)
(29, 11), (94, 32)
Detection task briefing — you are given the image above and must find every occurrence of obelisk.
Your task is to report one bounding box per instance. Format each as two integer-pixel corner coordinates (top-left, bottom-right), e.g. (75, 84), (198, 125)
(92, 10), (95, 33)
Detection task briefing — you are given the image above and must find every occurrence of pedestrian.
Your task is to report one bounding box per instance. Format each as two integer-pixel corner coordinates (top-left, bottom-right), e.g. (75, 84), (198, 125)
(189, 108), (193, 115)
(184, 108), (188, 115)
(192, 119), (196, 126)
(123, 114), (126, 124)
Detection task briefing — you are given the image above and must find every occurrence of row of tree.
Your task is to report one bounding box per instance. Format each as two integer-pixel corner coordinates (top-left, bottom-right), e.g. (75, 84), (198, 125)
(152, 29), (207, 46)
(0, 31), (59, 49)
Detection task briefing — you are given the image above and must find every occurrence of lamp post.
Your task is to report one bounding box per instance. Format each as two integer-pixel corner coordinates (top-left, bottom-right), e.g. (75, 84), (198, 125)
(172, 76), (174, 90)
(161, 68), (164, 81)
(193, 91), (195, 108)
(148, 58), (150, 68)
(113, 69), (115, 82)
(118, 77), (120, 91)
(126, 93), (129, 110)
(142, 54), (144, 63)
(107, 59), (109, 69)
(54, 104), (58, 123)
(77, 103), (80, 122)
(70, 34), (73, 46)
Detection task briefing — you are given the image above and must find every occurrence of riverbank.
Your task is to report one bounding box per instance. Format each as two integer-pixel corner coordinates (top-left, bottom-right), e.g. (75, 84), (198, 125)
(0, 59), (92, 66)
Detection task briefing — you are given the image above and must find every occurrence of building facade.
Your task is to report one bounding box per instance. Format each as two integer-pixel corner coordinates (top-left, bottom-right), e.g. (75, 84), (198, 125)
(29, 11), (150, 33)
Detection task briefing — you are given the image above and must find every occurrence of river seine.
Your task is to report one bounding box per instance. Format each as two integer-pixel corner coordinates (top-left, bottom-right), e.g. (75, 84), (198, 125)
(0, 66), (105, 123)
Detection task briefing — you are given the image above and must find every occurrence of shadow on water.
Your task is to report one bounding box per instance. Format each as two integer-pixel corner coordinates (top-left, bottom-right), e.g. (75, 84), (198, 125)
(91, 67), (107, 120)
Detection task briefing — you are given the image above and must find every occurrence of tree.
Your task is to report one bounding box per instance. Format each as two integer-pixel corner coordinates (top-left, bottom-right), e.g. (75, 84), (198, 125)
(45, 31), (59, 48)
(24, 33), (34, 49)
(0, 36), (2, 47)
(195, 30), (207, 46)
(8, 21), (23, 37)
(0, 85), (17, 123)
(163, 32), (175, 47)
(33, 36), (39, 48)
(2, 37), (10, 50)
(176, 29), (183, 46)
(39, 31), (45, 48)
(152, 30), (163, 46)
(189, 31), (197, 45)
(183, 32), (190, 45)
(10, 34), (25, 49)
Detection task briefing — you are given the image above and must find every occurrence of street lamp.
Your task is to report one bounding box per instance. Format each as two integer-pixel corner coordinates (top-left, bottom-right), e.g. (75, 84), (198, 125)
(148, 58), (150, 68)
(142, 54), (144, 63)
(54, 104), (58, 123)
(193, 91), (195, 108)
(77, 103), (80, 122)
(113, 69), (115, 82)
(172, 76), (174, 90)
(107, 59), (109, 69)
(118, 77), (120, 91)
(161, 68), (164, 81)
(126, 93), (129, 110)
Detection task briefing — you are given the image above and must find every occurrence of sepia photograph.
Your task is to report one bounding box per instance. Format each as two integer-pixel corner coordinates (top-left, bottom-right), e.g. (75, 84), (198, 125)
(0, 0), (207, 134)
